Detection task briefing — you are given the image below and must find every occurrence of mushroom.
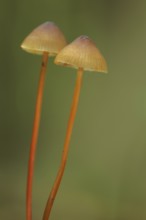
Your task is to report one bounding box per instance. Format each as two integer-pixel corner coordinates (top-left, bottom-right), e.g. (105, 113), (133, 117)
(21, 21), (67, 220)
(43, 35), (108, 220)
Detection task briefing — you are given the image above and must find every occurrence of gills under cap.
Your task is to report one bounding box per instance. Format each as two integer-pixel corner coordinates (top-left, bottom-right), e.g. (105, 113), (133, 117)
(21, 21), (67, 56)
(55, 35), (108, 73)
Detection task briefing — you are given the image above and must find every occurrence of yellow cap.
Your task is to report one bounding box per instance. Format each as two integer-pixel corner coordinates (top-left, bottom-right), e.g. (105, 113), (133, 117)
(55, 35), (108, 73)
(21, 21), (67, 56)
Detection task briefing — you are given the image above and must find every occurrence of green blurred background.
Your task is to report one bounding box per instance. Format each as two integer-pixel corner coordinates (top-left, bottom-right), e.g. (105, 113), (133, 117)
(1, 0), (146, 219)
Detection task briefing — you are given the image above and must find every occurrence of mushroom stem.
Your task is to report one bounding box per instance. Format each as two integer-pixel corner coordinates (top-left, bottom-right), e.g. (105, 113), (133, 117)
(26, 52), (49, 220)
(43, 67), (84, 220)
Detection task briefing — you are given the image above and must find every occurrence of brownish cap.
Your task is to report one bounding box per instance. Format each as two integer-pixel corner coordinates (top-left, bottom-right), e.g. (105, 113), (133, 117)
(55, 35), (108, 73)
(21, 21), (67, 56)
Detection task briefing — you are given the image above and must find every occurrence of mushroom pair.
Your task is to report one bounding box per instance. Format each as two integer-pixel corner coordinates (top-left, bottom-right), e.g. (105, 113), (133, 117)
(21, 21), (107, 220)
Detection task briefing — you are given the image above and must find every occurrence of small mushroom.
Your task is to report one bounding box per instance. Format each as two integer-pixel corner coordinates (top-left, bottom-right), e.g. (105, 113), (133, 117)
(21, 21), (67, 220)
(43, 35), (108, 220)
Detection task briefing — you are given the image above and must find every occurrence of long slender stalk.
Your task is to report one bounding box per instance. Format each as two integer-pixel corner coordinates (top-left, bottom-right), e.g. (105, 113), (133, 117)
(43, 68), (84, 220)
(26, 52), (49, 220)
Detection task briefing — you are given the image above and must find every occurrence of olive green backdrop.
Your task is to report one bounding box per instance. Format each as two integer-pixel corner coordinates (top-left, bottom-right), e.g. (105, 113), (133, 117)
(1, 0), (146, 220)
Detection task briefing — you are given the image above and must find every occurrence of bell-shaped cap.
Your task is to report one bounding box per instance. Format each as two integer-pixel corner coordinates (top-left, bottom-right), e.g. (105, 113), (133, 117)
(21, 21), (67, 56)
(55, 35), (108, 73)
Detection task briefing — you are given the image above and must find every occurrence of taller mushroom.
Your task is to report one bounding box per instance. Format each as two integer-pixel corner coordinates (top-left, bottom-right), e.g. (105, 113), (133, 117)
(21, 21), (67, 220)
(43, 35), (108, 220)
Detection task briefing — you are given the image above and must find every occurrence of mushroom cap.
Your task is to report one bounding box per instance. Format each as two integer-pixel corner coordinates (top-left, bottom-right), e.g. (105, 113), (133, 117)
(55, 35), (108, 73)
(21, 21), (67, 56)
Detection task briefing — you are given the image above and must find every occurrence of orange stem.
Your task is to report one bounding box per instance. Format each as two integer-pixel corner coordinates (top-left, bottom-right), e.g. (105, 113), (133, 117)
(43, 68), (84, 220)
(26, 52), (49, 220)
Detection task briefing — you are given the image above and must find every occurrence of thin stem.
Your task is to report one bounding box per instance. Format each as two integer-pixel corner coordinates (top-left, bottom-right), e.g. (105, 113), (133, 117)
(43, 68), (84, 220)
(26, 52), (49, 220)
